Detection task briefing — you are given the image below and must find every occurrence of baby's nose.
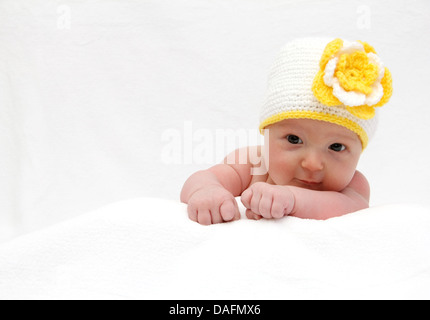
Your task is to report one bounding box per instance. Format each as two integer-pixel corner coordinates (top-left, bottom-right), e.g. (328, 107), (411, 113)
(301, 151), (324, 172)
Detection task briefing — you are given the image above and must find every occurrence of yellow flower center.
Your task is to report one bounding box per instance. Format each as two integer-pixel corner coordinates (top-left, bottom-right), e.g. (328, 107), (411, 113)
(335, 51), (379, 95)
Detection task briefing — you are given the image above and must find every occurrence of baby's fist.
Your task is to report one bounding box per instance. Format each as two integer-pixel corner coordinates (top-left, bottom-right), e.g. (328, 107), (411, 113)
(187, 185), (240, 225)
(241, 182), (295, 220)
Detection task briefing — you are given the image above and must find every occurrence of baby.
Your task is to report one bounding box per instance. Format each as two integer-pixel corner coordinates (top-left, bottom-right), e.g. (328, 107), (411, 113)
(181, 38), (392, 225)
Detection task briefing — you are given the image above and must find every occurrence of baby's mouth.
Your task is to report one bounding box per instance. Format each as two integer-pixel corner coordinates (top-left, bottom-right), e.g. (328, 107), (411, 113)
(298, 179), (320, 185)
(295, 179), (323, 189)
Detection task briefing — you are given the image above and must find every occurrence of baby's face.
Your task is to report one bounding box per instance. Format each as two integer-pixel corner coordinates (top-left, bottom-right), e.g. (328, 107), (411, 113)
(265, 119), (362, 191)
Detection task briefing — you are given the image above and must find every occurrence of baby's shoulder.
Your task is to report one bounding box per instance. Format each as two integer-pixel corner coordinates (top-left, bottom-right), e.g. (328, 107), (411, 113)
(344, 170), (370, 202)
(222, 146), (269, 187)
(223, 145), (263, 167)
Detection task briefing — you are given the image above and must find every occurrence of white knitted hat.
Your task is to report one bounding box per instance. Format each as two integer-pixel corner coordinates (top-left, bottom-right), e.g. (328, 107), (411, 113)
(259, 37), (393, 149)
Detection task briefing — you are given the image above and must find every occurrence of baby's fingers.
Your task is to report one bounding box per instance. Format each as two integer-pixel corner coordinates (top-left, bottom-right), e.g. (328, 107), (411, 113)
(240, 188), (252, 209)
(210, 206), (223, 224)
(245, 209), (263, 220)
(197, 209), (212, 225)
(187, 203), (198, 222)
(219, 200), (240, 222)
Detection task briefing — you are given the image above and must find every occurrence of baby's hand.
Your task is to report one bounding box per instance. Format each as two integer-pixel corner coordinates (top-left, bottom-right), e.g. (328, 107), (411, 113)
(241, 182), (295, 220)
(187, 185), (241, 225)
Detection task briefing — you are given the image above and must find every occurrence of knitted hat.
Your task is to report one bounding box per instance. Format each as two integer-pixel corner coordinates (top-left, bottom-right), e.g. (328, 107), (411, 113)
(259, 38), (393, 149)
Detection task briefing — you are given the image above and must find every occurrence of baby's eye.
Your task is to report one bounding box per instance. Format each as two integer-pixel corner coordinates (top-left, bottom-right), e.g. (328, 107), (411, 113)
(329, 143), (346, 152)
(286, 135), (303, 145)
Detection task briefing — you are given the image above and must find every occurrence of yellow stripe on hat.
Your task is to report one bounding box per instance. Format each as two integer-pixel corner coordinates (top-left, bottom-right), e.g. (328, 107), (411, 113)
(259, 111), (368, 150)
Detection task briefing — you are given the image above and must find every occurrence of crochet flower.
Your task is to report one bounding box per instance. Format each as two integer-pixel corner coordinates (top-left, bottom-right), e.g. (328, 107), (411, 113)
(312, 38), (392, 119)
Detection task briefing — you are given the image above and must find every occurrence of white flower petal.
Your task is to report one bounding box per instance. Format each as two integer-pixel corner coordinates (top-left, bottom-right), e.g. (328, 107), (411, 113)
(364, 82), (384, 106)
(332, 78), (366, 107)
(338, 41), (364, 55)
(323, 57), (338, 86)
(367, 52), (385, 81)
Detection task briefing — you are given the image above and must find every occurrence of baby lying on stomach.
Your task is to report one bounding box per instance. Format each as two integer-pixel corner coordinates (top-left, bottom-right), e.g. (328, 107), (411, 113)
(181, 37), (392, 225)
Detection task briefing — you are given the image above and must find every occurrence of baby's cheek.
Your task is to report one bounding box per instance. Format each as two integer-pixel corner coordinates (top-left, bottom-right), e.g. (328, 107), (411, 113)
(268, 155), (294, 182)
(326, 173), (354, 191)
(268, 164), (293, 185)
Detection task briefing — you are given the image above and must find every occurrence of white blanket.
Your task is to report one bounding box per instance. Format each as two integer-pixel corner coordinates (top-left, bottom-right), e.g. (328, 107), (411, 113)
(0, 197), (429, 300)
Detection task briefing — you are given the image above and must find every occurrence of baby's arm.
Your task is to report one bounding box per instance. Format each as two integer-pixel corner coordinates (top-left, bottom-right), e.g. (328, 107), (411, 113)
(242, 171), (369, 220)
(289, 171), (370, 219)
(180, 148), (253, 225)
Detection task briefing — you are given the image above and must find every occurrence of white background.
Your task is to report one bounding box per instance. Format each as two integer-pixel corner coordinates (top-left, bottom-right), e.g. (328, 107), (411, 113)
(1, 0), (429, 242)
